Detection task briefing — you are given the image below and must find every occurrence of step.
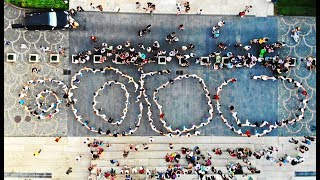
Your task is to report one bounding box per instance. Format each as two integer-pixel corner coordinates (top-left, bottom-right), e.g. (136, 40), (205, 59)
(95, 150), (256, 160)
(91, 143), (256, 152)
(92, 166), (253, 175)
(66, 136), (278, 144)
(92, 158), (254, 167)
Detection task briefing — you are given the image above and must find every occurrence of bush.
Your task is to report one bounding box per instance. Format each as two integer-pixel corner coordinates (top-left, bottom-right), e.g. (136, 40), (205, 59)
(6, 0), (68, 10)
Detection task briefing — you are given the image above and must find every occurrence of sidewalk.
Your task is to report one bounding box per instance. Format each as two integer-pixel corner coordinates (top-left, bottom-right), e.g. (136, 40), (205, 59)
(69, 0), (274, 17)
(4, 136), (316, 179)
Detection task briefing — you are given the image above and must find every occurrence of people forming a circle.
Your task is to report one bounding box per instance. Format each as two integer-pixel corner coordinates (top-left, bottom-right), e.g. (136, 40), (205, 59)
(18, 78), (68, 120)
(18, 68), (309, 137)
(215, 76), (309, 137)
(68, 66), (141, 136)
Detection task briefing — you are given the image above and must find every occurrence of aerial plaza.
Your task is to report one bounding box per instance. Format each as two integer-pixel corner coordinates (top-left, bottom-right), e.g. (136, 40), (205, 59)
(4, 0), (316, 179)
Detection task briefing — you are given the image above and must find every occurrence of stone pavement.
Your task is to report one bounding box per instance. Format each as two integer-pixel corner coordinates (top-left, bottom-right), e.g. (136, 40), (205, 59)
(4, 136), (316, 179)
(69, 0), (274, 17)
(4, 3), (316, 137)
(4, 2), (70, 137)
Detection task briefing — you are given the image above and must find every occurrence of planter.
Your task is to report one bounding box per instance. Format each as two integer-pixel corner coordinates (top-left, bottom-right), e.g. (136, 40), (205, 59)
(29, 54), (39, 62)
(71, 55), (77, 63)
(50, 54), (59, 63)
(158, 56), (166, 64)
(93, 55), (102, 63)
(288, 58), (296, 67)
(200, 57), (209, 65)
(7, 53), (17, 62)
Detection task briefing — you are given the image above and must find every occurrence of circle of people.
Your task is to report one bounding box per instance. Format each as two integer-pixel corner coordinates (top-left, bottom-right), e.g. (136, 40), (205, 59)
(68, 66), (142, 137)
(18, 78), (68, 120)
(153, 74), (214, 136)
(92, 81), (130, 125)
(215, 75), (309, 137)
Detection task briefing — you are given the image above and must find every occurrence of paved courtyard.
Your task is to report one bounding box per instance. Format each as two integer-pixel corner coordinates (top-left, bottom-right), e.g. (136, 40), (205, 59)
(4, 3), (316, 137)
(3, 1), (317, 180)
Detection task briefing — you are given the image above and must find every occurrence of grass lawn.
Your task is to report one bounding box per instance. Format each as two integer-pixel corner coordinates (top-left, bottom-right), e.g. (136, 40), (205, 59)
(275, 0), (316, 16)
(6, 0), (68, 10)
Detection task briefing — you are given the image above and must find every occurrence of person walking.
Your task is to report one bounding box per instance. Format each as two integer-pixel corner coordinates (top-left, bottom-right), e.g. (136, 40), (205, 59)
(136, 2), (141, 9)
(55, 137), (62, 142)
(33, 149), (42, 156)
(123, 151), (129, 158)
(66, 167), (72, 175)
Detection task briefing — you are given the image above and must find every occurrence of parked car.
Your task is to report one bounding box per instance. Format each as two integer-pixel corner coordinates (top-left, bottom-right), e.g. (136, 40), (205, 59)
(11, 10), (70, 30)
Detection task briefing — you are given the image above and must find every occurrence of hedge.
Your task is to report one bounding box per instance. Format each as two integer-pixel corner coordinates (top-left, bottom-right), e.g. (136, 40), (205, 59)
(6, 0), (68, 10)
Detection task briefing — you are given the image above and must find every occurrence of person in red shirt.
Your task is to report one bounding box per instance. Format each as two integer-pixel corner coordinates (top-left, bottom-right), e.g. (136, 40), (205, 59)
(213, 95), (220, 100)
(301, 90), (308, 97)
(238, 11), (245, 17)
(231, 78), (237, 83)
(104, 172), (111, 178)
(245, 130), (251, 137)
(91, 35), (97, 42)
(160, 113), (165, 119)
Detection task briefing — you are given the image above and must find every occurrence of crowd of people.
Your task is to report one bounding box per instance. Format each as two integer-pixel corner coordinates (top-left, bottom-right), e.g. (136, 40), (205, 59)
(87, 137), (315, 180)
(66, 11), (315, 75)
(72, 31), (300, 78)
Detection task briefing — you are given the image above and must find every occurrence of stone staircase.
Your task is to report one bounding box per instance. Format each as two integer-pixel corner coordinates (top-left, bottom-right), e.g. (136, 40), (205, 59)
(87, 136), (296, 180)
(4, 137), (316, 180)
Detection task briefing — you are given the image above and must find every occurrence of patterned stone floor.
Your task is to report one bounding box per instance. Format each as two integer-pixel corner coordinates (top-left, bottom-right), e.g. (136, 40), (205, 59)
(4, 4), (316, 137)
(277, 17), (316, 136)
(4, 3), (70, 137)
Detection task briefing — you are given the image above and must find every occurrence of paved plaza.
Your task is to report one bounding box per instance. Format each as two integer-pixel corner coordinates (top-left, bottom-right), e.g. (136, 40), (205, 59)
(3, 1), (316, 179)
(4, 3), (316, 137)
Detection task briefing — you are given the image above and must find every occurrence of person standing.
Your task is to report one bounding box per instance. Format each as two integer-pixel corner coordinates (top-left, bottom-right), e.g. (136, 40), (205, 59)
(184, 1), (190, 12)
(178, 24), (184, 30)
(55, 137), (62, 142)
(197, 9), (203, 15)
(169, 143), (174, 149)
(76, 155), (82, 161)
(136, 2), (141, 9)
(91, 35), (97, 42)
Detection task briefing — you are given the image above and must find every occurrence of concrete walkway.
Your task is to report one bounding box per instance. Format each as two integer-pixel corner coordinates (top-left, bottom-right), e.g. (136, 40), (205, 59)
(69, 0), (274, 17)
(4, 136), (316, 179)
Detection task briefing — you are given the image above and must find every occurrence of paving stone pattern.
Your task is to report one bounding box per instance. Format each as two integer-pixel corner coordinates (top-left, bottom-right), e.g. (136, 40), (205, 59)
(4, 4), (316, 137)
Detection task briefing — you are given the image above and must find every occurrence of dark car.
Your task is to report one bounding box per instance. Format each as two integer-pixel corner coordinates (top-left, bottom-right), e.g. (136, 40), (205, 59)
(11, 10), (70, 30)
